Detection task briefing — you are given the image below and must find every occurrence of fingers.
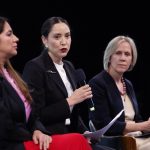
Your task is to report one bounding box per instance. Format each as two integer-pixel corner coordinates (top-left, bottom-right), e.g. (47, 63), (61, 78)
(39, 135), (52, 150)
(67, 84), (92, 105)
(45, 136), (52, 149)
(33, 135), (38, 144)
(33, 130), (52, 150)
(80, 85), (92, 98)
(81, 85), (92, 92)
(47, 136), (52, 149)
(81, 84), (90, 90)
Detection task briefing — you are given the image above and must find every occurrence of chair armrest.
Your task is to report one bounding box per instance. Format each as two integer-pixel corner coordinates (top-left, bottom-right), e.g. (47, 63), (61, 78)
(99, 135), (137, 150)
(122, 136), (137, 150)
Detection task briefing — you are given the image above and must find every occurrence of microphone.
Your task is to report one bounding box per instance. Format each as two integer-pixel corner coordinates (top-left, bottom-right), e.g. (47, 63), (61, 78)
(75, 68), (95, 111)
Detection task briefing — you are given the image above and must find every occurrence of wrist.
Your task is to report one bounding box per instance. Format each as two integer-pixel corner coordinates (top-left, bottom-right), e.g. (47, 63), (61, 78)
(67, 97), (73, 106)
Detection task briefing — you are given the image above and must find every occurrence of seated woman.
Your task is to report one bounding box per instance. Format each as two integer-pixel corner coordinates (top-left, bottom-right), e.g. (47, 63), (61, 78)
(22, 16), (115, 150)
(0, 16), (92, 150)
(89, 35), (150, 150)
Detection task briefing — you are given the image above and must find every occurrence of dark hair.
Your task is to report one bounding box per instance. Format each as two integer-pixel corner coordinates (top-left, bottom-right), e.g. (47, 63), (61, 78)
(0, 16), (8, 33)
(0, 16), (32, 103)
(41, 16), (70, 38)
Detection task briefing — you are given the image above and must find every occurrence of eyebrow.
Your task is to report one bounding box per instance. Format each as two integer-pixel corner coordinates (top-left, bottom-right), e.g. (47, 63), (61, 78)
(53, 31), (70, 34)
(5, 29), (13, 33)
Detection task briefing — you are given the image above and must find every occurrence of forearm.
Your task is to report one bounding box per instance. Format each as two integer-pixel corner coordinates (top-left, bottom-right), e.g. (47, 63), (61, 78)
(124, 121), (150, 134)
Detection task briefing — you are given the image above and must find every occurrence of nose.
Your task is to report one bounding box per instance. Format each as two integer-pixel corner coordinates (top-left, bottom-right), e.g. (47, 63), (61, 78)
(13, 34), (19, 42)
(120, 53), (126, 60)
(60, 37), (67, 45)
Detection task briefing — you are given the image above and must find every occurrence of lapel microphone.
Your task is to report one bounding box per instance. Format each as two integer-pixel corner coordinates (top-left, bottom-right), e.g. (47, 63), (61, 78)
(75, 68), (95, 111)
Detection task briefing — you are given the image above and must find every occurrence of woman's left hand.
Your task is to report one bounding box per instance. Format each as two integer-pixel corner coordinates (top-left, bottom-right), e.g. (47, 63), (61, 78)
(33, 130), (52, 150)
(83, 131), (92, 144)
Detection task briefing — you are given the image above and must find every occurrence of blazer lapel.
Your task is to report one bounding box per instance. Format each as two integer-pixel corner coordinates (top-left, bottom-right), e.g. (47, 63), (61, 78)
(103, 71), (125, 117)
(3, 78), (26, 122)
(126, 82), (138, 114)
(63, 62), (76, 90)
(47, 67), (68, 97)
(42, 50), (68, 97)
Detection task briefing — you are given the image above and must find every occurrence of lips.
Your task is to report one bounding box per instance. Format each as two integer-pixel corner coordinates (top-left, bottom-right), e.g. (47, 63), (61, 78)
(60, 48), (67, 52)
(13, 46), (17, 49)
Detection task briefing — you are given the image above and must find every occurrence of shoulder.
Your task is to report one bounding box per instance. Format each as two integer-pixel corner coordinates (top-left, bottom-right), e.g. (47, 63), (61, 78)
(89, 70), (116, 91)
(89, 70), (107, 89)
(124, 78), (134, 89)
(22, 57), (45, 82)
(124, 78), (133, 86)
(64, 60), (75, 69)
(89, 70), (107, 84)
(24, 55), (44, 70)
(24, 50), (50, 69)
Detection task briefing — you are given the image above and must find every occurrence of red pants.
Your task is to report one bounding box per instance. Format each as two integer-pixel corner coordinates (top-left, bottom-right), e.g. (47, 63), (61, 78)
(24, 133), (92, 150)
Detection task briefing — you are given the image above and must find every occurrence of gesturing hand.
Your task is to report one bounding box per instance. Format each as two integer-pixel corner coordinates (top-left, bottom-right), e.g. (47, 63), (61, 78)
(67, 84), (92, 106)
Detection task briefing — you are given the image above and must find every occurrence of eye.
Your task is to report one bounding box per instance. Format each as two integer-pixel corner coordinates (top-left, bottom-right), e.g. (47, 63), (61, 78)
(65, 33), (71, 38)
(125, 52), (131, 56)
(6, 31), (13, 36)
(115, 51), (122, 55)
(54, 34), (61, 39)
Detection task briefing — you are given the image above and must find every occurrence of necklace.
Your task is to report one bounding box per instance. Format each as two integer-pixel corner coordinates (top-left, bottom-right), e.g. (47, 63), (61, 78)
(120, 77), (126, 96)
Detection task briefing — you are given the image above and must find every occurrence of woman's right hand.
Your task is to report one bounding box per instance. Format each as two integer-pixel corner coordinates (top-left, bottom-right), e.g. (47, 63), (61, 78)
(33, 130), (52, 150)
(67, 84), (92, 106)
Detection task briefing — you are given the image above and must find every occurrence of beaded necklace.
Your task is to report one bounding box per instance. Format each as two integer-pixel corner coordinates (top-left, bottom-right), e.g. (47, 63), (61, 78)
(120, 77), (126, 96)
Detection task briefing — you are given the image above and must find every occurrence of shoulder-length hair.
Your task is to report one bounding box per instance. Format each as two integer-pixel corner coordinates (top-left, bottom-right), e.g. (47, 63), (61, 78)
(103, 35), (138, 71)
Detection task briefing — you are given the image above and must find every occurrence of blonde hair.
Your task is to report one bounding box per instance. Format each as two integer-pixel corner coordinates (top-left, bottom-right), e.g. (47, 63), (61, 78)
(103, 35), (137, 71)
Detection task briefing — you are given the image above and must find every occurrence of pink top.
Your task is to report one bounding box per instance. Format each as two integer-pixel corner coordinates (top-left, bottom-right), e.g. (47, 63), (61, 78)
(2, 68), (31, 121)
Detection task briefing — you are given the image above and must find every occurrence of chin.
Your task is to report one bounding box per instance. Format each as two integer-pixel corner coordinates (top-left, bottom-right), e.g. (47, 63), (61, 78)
(117, 69), (126, 74)
(9, 52), (17, 58)
(13, 52), (17, 56)
(61, 53), (68, 58)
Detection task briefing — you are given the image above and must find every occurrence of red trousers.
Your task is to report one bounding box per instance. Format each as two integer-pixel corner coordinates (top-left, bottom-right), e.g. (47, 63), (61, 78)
(24, 133), (92, 150)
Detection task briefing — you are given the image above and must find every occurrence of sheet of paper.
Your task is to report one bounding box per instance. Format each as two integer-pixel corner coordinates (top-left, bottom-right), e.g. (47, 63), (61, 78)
(83, 109), (124, 140)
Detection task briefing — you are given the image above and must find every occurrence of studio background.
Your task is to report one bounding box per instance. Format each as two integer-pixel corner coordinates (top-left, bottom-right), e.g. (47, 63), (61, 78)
(1, 1), (149, 120)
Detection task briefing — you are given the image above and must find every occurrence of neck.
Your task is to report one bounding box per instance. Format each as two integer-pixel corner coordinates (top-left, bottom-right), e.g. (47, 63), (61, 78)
(107, 68), (126, 96)
(107, 68), (123, 83)
(48, 51), (62, 65)
(0, 54), (7, 68)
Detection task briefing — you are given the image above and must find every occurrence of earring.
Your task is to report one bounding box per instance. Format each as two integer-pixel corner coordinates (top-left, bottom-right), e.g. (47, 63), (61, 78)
(45, 45), (48, 48)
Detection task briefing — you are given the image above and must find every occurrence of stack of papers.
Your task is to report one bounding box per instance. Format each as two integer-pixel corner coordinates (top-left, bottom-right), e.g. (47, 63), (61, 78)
(83, 109), (124, 141)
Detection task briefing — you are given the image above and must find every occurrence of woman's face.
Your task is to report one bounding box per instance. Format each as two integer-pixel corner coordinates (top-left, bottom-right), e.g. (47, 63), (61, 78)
(0, 22), (19, 60)
(109, 41), (132, 74)
(42, 22), (71, 63)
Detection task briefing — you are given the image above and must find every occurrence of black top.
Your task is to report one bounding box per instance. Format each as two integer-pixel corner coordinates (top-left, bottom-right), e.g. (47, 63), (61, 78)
(0, 74), (49, 150)
(22, 50), (88, 135)
(89, 70), (142, 136)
